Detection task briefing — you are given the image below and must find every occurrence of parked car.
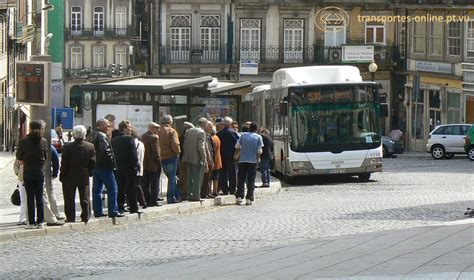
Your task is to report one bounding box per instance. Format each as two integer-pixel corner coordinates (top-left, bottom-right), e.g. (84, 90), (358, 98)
(381, 136), (403, 158)
(426, 124), (472, 159)
(51, 129), (63, 153)
(465, 125), (474, 161)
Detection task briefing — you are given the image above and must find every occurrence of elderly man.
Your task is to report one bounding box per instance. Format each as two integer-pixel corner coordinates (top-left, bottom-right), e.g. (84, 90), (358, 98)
(112, 120), (140, 214)
(60, 125), (95, 223)
(158, 115), (181, 204)
(201, 120), (214, 198)
(217, 117), (239, 195)
(141, 122), (162, 206)
(178, 121), (194, 200)
(182, 118), (208, 201)
(87, 118), (123, 218)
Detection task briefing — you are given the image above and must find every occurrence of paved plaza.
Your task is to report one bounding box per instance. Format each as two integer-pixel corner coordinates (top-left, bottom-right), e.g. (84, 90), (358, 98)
(0, 152), (473, 279)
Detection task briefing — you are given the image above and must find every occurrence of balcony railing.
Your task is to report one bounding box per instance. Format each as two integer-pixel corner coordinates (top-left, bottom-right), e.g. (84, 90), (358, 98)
(160, 45), (315, 64)
(65, 27), (134, 39)
(315, 45), (400, 65)
(160, 45), (401, 67)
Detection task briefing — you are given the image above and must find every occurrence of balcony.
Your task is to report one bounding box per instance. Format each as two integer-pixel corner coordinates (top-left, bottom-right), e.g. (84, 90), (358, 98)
(65, 27), (134, 40)
(315, 45), (400, 66)
(160, 45), (315, 64)
(160, 45), (401, 68)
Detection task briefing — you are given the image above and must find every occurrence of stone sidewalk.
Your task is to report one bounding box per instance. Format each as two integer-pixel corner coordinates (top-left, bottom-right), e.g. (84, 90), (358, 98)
(81, 220), (474, 279)
(0, 151), (281, 242)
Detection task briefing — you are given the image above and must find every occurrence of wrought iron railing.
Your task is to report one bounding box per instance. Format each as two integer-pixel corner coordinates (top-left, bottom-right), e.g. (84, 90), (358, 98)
(160, 45), (315, 64)
(160, 45), (401, 67)
(65, 27), (134, 39)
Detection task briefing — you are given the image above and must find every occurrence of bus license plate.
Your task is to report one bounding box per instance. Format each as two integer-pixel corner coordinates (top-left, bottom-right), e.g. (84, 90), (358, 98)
(329, 169), (344, 174)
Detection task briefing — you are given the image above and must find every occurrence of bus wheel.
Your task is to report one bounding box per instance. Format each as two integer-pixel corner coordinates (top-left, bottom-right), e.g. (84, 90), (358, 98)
(358, 173), (371, 182)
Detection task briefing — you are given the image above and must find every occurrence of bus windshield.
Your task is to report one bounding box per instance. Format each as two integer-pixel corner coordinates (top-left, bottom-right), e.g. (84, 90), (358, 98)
(288, 84), (381, 153)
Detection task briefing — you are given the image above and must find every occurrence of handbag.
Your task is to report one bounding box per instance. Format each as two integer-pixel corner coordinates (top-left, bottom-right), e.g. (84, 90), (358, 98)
(234, 148), (241, 162)
(11, 187), (20, 206)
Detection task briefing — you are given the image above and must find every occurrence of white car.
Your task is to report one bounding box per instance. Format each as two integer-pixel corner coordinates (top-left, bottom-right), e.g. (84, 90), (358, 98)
(426, 124), (472, 159)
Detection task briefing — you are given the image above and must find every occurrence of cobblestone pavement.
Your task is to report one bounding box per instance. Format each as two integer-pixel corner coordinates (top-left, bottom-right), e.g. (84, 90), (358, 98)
(0, 155), (473, 279)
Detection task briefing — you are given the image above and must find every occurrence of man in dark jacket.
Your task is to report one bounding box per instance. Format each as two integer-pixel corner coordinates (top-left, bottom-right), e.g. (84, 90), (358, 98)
(216, 117), (239, 195)
(259, 129), (274, 188)
(60, 125), (95, 223)
(112, 120), (140, 214)
(141, 122), (162, 206)
(87, 118), (123, 218)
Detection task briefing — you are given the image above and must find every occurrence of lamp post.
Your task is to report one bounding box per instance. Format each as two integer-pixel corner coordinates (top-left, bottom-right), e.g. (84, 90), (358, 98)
(369, 60), (378, 82)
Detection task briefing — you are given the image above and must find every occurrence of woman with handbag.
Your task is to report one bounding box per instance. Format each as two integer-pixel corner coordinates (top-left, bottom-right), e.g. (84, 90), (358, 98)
(16, 120), (48, 229)
(13, 159), (27, 225)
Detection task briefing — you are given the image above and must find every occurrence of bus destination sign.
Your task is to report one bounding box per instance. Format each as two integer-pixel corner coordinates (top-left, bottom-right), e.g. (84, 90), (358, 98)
(305, 90), (353, 103)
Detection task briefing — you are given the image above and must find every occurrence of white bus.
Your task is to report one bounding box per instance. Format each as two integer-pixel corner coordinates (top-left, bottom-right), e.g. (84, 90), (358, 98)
(243, 65), (387, 182)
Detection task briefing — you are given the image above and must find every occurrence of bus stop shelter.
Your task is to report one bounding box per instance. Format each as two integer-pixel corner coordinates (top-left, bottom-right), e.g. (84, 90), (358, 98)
(79, 76), (251, 134)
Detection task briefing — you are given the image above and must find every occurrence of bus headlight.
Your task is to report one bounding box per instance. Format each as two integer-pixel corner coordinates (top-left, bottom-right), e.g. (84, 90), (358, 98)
(291, 161), (312, 169)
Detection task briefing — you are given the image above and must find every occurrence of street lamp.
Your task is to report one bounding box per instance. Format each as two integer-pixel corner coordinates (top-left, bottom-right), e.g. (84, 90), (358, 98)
(368, 60), (378, 81)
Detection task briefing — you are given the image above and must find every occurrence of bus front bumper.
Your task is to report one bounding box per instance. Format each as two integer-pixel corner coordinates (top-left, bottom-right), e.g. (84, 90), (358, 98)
(290, 157), (383, 176)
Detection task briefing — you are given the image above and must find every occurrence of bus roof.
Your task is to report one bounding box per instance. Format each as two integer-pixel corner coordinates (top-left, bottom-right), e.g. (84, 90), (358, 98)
(271, 65), (362, 89)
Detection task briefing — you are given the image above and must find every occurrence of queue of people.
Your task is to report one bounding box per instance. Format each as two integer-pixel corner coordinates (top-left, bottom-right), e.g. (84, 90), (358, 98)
(14, 115), (274, 229)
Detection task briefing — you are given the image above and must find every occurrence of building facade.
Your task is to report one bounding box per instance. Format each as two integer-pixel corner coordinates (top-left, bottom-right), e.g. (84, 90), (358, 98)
(63, 0), (136, 127)
(397, 0), (474, 151)
(150, 0), (403, 136)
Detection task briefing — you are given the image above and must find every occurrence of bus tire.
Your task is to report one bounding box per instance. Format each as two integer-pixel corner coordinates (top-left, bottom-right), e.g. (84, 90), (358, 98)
(358, 173), (371, 182)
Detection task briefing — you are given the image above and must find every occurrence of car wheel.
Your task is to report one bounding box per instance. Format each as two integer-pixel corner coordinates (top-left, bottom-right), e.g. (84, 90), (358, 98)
(468, 147), (474, 161)
(444, 153), (454, 159)
(431, 145), (445, 159)
(358, 173), (371, 182)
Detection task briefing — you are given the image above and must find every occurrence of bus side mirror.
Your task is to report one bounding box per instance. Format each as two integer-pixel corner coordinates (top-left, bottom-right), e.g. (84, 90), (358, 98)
(279, 102), (288, 116)
(380, 103), (388, 118)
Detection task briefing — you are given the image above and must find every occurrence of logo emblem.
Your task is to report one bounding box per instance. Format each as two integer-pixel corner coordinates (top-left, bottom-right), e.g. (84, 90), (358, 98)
(314, 6), (350, 33)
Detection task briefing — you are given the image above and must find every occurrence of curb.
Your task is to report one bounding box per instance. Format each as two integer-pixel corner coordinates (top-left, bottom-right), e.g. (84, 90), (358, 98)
(0, 182), (281, 242)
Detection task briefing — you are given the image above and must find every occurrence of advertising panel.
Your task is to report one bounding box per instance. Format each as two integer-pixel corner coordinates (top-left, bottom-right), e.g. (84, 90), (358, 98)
(96, 104), (154, 135)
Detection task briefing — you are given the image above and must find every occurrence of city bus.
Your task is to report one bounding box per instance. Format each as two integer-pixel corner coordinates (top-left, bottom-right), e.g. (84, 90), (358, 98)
(243, 65), (388, 182)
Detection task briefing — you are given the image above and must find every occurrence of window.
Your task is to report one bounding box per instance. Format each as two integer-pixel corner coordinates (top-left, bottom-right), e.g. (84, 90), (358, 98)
(365, 22), (385, 44)
(284, 19), (304, 63)
(71, 6), (82, 35)
(92, 46), (105, 68)
(447, 92), (461, 123)
(413, 22), (425, 54)
(200, 15), (220, 62)
(429, 22), (442, 55)
(70, 47), (82, 70)
(325, 25), (346, 47)
(241, 19), (261, 62)
(448, 22), (461, 56)
(116, 6), (127, 35)
(93, 6), (105, 36)
(115, 46), (127, 68)
(467, 20), (474, 58)
(170, 15), (191, 62)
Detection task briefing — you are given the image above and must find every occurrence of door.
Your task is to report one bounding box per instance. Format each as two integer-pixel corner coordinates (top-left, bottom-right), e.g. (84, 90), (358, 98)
(466, 94), (474, 123)
(201, 15), (220, 62)
(93, 7), (105, 37)
(170, 27), (191, 62)
(201, 27), (220, 62)
(241, 19), (261, 62)
(71, 6), (82, 35)
(115, 7), (127, 35)
(284, 19), (304, 63)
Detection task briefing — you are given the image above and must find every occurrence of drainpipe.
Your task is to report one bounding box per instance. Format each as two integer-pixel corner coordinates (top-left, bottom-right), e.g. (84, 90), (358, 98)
(157, 0), (163, 75)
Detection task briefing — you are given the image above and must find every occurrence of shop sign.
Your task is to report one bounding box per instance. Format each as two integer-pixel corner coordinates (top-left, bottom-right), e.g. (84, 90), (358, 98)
(415, 61), (452, 74)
